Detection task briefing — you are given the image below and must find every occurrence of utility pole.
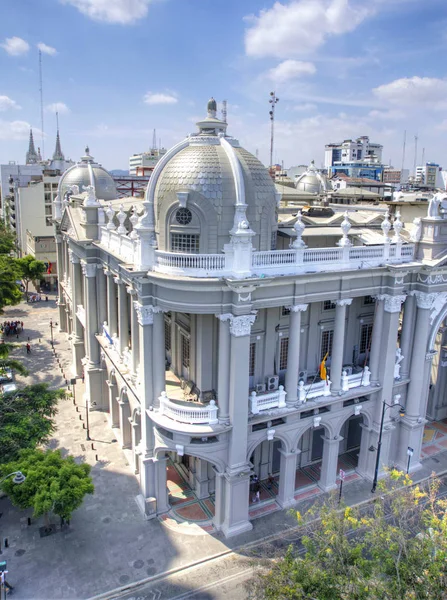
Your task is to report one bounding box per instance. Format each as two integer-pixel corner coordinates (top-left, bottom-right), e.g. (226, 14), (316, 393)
(39, 50), (45, 160)
(269, 92), (279, 170)
(401, 130), (406, 172)
(413, 134), (418, 178)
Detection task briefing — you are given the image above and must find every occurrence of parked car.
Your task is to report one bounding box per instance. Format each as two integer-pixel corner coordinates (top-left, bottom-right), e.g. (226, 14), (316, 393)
(1, 382), (17, 394)
(0, 369), (13, 384)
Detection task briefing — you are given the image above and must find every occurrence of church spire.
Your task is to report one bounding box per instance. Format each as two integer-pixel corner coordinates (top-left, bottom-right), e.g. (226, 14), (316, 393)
(26, 128), (39, 164)
(52, 129), (64, 161)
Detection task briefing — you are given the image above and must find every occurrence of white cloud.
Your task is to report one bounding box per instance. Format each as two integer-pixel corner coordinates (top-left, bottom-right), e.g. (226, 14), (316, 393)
(37, 42), (57, 56)
(0, 96), (21, 111)
(46, 102), (70, 114)
(61, 0), (151, 24)
(1, 37), (30, 56)
(267, 60), (316, 83)
(0, 120), (35, 140)
(368, 109), (405, 120)
(373, 77), (447, 110)
(144, 92), (178, 105)
(293, 102), (317, 112)
(245, 0), (371, 59)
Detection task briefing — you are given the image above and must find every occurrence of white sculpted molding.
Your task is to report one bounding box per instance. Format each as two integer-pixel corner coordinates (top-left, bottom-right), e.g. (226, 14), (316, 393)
(229, 314), (256, 337)
(384, 294), (406, 313)
(335, 298), (353, 307)
(287, 304), (308, 313)
(68, 249), (80, 264)
(417, 272), (447, 285)
(134, 302), (154, 326)
(81, 262), (97, 278)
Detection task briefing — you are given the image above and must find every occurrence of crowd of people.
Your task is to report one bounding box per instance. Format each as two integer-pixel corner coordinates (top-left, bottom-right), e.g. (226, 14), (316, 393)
(1, 320), (23, 336)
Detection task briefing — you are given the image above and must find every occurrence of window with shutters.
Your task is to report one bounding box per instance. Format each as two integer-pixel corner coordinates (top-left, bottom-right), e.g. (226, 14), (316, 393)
(321, 329), (334, 360)
(249, 342), (256, 377)
(171, 233), (199, 253)
(360, 323), (373, 354)
(164, 320), (171, 352)
(323, 300), (336, 311)
(182, 335), (190, 368)
(279, 337), (289, 370)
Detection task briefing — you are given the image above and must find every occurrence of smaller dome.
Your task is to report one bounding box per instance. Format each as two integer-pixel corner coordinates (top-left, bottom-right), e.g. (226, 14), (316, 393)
(207, 97), (217, 113)
(58, 147), (117, 201)
(295, 161), (330, 194)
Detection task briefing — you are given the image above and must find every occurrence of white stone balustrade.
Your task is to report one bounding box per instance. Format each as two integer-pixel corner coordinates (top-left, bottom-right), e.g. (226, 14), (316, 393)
(250, 385), (287, 414)
(158, 391), (219, 425)
(98, 224), (415, 278)
(76, 305), (86, 327)
(341, 368), (371, 391)
(298, 379), (332, 402)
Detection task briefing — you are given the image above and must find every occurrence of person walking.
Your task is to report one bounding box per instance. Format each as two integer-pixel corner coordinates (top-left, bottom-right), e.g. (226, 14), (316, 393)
(253, 479), (261, 503)
(0, 569), (14, 595)
(26, 343), (31, 354)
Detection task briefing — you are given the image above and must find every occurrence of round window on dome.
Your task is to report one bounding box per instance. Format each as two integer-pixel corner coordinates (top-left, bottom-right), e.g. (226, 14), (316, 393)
(176, 208), (192, 225)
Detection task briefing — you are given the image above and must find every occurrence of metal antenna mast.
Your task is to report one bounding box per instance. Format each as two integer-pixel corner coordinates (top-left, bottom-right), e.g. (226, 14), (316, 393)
(56, 111), (59, 131)
(152, 129), (157, 150)
(39, 50), (45, 160)
(269, 91), (279, 169)
(401, 130), (406, 172)
(421, 147), (425, 165)
(413, 134), (418, 178)
(221, 100), (227, 123)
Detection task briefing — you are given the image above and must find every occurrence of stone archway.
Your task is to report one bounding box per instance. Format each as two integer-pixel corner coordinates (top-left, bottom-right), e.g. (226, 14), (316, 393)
(248, 436), (284, 509)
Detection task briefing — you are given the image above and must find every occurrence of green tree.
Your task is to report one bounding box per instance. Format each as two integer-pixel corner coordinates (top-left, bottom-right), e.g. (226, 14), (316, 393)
(0, 449), (94, 523)
(0, 222), (16, 255)
(0, 254), (22, 310)
(251, 472), (447, 600)
(15, 255), (46, 298)
(0, 383), (64, 463)
(0, 342), (28, 379)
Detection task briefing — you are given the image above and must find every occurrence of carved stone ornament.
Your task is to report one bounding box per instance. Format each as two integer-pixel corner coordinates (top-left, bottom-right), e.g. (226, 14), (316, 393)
(229, 314), (256, 337)
(82, 184), (97, 207)
(129, 205), (139, 240)
(381, 209), (391, 241)
(384, 294), (406, 313)
(81, 262), (97, 278)
(291, 211), (307, 249)
(338, 211), (352, 247)
(105, 203), (116, 230)
(134, 302), (154, 326)
(410, 217), (422, 243)
(287, 304), (308, 312)
(335, 298), (353, 307)
(392, 210), (403, 243)
(417, 272), (447, 285)
(68, 249), (80, 264)
(116, 204), (128, 235)
(216, 313), (233, 323)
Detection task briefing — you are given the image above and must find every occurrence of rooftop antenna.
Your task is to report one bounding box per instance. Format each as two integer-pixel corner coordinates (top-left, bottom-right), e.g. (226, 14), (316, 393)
(221, 100), (227, 123)
(421, 147), (425, 165)
(56, 110), (59, 131)
(152, 128), (156, 151)
(39, 50), (45, 160)
(159, 137), (161, 151)
(269, 91), (279, 169)
(413, 134), (418, 177)
(401, 130), (406, 172)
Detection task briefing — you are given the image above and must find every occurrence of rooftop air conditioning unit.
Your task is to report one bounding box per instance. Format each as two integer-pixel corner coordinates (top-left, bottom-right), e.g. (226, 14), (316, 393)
(255, 383), (266, 394)
(267, 375), (279, 391)
(298, 370), (307, 383)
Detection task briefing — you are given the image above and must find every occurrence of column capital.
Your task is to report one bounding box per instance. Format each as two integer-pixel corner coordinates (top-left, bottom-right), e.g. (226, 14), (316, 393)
(383, 294), (406, 313)
(133, 302), (160, 326)
(104, 269), (115, 277)
(68, 249), (80, 264)
(114, 276), (125, 285)
(374, 294), (387, 302)
(335, 298), (352, 307)
(229, 314), (256, 337)
(81, 261), (97, 278)
(126, 286), (137, 296)
(55, 234), (63, 244)
(411, 290), (441, 310)
(287, 304), (308, 312)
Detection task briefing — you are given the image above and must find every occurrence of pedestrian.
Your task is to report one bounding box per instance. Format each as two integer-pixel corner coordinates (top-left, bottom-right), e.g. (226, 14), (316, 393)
(254, 480), (261, 503)
(82, 371), (85, 384)
(0, 570), (14, 594)
(267, 473), (274, 490)
(45, 296), (48, 302)
(26, 343), (30, 354)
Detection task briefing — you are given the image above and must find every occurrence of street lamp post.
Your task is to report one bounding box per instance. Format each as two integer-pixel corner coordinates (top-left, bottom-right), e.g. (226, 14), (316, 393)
(371, 400), (405, 493)
(85, 397), (91, 441)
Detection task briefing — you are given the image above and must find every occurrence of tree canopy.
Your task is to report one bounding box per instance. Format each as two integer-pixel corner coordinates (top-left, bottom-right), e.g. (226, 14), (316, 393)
(0, 448), (94, 521)
(15, 255), (46, 296)
(252, 472), (447, 600)
(0, 223), (22, 312)
(0, 383), (64, 463)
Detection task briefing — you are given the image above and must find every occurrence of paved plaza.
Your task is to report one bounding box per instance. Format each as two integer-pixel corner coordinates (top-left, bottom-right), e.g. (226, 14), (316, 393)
(0, 296), (447, 600)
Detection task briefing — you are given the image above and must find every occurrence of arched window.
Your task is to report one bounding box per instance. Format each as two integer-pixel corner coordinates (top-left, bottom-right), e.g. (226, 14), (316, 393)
(170, 207), (200, 253)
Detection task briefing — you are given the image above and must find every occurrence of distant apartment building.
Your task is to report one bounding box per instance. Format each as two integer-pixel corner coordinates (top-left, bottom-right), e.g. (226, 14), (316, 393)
(415, 163), (443, 189)
(325, 136), (384, 182)
(129, 148), (167, 176)
(383, 167), (410, 185)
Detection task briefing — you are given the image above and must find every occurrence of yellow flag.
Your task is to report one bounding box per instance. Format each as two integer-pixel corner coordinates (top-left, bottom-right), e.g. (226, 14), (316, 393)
(320, 352), (328, 381)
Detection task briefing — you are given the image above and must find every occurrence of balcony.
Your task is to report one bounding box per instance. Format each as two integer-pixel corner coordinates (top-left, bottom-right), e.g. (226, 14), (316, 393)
(250, 385), (287, 414)
(158, 391), (218, 425)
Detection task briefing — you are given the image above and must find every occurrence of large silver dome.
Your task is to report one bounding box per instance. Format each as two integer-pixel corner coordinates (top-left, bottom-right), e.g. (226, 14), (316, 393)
(295, 161), (330, 194)
(59, 147), (117, 201)
(151, 100), (278, 253)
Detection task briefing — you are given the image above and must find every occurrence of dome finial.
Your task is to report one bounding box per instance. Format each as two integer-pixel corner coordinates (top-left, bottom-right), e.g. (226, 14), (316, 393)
(207, 97), (217, 118)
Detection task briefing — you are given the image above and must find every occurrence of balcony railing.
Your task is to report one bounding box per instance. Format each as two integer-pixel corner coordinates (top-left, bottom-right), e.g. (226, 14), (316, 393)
(158, 391), (219, 425)
(98, 225), (415, 279)
(250, 385), (287, 414)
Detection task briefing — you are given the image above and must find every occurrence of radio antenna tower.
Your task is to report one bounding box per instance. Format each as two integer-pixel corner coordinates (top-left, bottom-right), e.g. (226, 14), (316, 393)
(39, 50), (45, 160)
(413, 134), (418, 178)
(269, 91), (279, 169)
(221, 100), (227, 123)
(401, 130), (406, 172)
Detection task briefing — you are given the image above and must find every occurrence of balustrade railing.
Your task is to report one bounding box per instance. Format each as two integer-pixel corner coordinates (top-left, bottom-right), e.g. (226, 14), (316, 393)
(158, 391), (218, 425)
(98, 224), (415, 279)
(250, 385), (287, 414)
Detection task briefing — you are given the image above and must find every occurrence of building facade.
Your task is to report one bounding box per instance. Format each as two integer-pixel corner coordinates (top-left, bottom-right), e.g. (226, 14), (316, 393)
(55, 100), (447, 538)
(415, 163), (443, 189)
(325, 136), (383, 168)
(129, 148), (167, 176)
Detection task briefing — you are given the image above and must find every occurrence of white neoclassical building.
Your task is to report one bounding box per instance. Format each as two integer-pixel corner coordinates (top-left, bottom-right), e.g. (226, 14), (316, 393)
(54, 99), (447, 538)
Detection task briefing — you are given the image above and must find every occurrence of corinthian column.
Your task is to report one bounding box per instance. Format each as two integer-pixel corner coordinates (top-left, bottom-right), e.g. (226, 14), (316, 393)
(285, 304), (308, 405)
(331, 299), (352, 394)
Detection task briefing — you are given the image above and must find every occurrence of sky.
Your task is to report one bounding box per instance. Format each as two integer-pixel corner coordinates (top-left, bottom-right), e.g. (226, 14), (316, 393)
(0, 0), (447, 172)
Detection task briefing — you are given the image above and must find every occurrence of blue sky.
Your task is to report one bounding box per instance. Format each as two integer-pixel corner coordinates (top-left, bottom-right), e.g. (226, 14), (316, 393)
(0, 0), (446, 171)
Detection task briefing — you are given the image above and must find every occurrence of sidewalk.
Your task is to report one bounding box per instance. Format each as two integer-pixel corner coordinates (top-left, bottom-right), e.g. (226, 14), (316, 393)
(0, 297), (446, 600)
